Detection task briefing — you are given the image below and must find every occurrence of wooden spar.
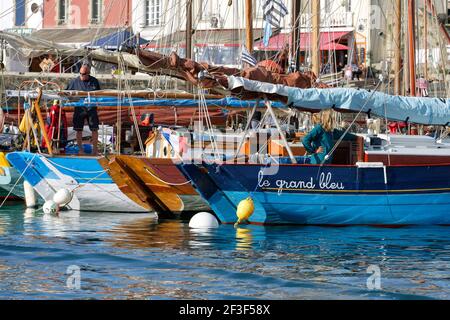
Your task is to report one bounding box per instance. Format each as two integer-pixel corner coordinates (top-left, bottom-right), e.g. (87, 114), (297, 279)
(408, 0), (416, 96)
(186, 0), (193, 92)
(423, 0), (428, 80)
(311, 0), (320, 77)
(394, 0), (402, 95)
(245, 0), (253, 53)
(186, 0), (193, 60)
(291, 0), (302, 71)
(403, 3), (409, 96)
(58, 90), (224, 100)
(33, 88), (53, 155)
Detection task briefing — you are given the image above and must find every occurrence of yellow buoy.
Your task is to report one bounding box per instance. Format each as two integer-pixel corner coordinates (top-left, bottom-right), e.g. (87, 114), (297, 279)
(235, 197), (255, 227)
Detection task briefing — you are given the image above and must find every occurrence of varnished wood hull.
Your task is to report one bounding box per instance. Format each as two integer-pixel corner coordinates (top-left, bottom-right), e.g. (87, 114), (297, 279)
(102, 156), (210, 218)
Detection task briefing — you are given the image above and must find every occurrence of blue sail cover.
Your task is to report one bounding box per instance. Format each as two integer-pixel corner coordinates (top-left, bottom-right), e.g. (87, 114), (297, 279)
(63, 97), (285, 108)
(228, 76), (450, 125)
(85, 30), (148, 50)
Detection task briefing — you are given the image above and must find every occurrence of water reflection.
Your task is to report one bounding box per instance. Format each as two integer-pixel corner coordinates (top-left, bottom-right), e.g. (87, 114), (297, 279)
(109, 219), (188, 249)
(0, 204), (449, 299)
(41, 211), (81, 238)
(0, 215), (7, 236)
(108, 219), (266, 252)
(235, 227), (253, 251)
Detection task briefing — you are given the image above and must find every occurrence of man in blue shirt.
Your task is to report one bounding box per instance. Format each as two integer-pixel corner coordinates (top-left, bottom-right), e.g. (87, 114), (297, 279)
(66, 63), (101, 155)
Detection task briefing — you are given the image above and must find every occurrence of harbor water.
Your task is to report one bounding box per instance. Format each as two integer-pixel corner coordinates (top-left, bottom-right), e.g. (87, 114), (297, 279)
(0, 204), (449, 300)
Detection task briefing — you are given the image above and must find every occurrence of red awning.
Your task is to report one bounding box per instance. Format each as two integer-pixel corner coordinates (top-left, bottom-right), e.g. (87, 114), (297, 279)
(255, 31), (351, 51)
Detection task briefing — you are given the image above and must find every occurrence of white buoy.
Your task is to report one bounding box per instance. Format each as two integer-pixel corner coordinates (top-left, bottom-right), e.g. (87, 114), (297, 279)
(23, 180), (37, 208)
(189, 212), (219, 229)
(43, 200), (59, 214)
(53, 188), (73, 206)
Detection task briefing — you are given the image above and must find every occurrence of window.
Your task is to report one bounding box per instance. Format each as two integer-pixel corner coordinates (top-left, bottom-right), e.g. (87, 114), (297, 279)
(91, 0), (103, 24)
(58, 0), (68, 25)
(447, 8), (450, 25)
(15, 0), (26, 26)
(146, 0), (161, 26)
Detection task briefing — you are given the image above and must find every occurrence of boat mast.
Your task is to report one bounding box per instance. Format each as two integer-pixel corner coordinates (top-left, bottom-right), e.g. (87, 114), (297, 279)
(245, 0), (253, 54)
(407, 0), (416, 96)
(186, 0), (193, 92)
(291, 0), (301, 71)
(311, 0), (320, 77)
(186, 0), (193, 59)
(394, 0), (402, 95)
(423, 0), (428, 80)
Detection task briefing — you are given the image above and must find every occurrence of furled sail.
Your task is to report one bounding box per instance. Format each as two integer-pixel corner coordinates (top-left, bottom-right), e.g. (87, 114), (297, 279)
(228, 76), (450, 125)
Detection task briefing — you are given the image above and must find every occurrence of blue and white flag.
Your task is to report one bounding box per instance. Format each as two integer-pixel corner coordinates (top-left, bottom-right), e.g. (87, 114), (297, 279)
(241, 46), (257, 66)
(263, 21), (272, 47)
(262, 0), (288, 47)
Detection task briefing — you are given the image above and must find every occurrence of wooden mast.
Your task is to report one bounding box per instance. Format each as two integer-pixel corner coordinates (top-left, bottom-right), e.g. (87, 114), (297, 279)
(186, 0), (193, 92)
(423, 0), (428, 80)
(186, 0), (193, 60)
(291, 0), (302, 71)
(394, 0), (402, 95)
(407, 0), (416, 96)
(311, 0), (320, 77)
(245, 0), (253, 53)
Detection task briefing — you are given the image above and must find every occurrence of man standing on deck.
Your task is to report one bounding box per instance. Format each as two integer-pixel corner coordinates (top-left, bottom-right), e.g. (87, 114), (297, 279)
(66, 63), (101, 156)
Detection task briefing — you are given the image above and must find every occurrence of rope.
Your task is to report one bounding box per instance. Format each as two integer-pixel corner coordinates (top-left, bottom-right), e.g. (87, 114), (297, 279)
(71, 169), (111, 192)
(44, 157), (108, 174)
(144, 167), (192, 186)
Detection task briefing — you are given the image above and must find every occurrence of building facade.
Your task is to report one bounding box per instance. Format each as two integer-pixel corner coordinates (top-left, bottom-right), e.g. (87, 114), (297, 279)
(37, 0), (132, 48)
(43, 0), (131, 29)
(2, 0), (448, 72)
(1, 0), (44, 72)
(134, 0), (370, 69)
(0, 0), (43, 34)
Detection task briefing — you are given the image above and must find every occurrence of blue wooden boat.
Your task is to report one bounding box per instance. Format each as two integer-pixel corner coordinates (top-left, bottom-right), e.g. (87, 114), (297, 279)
(179, 161), (450, 225)
(177, 77), (450, 225)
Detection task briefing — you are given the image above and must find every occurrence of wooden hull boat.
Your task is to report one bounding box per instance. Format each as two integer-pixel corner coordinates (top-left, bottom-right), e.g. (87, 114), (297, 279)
(177, 77), (450, 225)
(102, 156), (210, 218)
(6, 151), (209, 217)
(6, 152), (155, 214)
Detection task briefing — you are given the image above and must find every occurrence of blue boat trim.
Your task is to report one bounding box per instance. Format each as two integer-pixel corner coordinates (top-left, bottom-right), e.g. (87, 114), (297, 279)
(6, 152), (114, 186)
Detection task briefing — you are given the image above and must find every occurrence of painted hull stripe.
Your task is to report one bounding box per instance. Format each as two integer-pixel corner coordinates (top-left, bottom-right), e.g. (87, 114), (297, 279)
(262, 187), (450, 193)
